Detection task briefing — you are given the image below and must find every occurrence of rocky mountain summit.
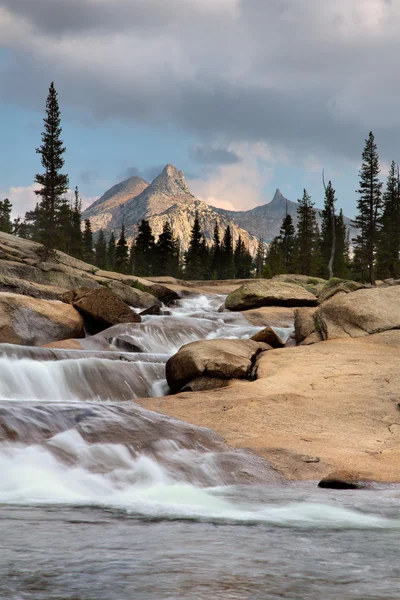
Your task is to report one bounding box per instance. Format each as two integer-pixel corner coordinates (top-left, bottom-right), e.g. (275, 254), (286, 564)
(83, 165), (355, 251)
(83, 164), (260, 253)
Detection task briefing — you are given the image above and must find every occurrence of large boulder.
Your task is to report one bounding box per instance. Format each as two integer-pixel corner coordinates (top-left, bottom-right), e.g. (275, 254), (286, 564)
(105, 280), (161, 310)
(316, 286), (400, 340)
(0, 292), (84, 346)
(225, 280), (318, 311)
(63, 287), (141, 332)
(318, 470), (367, 490)
(166, 338), (268, 393)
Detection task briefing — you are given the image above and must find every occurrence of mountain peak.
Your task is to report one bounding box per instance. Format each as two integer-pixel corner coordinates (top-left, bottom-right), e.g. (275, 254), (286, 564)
(270, 189), (287, 205)
(150, 164), (190, 196)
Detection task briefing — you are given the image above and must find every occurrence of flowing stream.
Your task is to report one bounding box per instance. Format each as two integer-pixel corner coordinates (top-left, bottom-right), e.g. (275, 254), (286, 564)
(0, 294), (399, 599)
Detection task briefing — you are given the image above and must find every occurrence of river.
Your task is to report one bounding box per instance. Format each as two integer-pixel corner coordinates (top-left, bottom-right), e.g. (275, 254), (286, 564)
(0, 294), (399, 599)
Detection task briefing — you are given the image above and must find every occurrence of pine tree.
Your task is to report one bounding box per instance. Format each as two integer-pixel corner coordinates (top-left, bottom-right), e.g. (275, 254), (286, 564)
(254, 238), (265, 277)
(295, 189), (318, 275)
(220, 225), (235, 279)
(280, 213), (296, 273)
(95, 229), (107, 269)
(352, 132), (383, 284)
(210, 222), (221, 279)
(107, 232), (116, 271)
(234, 236), (253, 278)
(0, 199), (13, 233)
(154, 221), (180, 276)
(320, 180), (337, 278)
(82, 219), (94, 264)
(185, 212), (203, 279)
(115, 224), (129, 273)
(133, 220), (155, 276)
(262, 237), (285, 278)
(376, 161), (400, 280)
(30, 82), (69, 259)
(70, 186), (83, 259)
(334, 209), (349, 279)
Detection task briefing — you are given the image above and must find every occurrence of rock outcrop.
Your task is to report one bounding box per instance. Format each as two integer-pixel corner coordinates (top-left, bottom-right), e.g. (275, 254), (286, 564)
(166, 338), (268, 393)
(317, 279), (367, 304)
(0, 292), (84, 346)
(318, 470), (367, 490)
(225, 280), (318, 311)
(294, 307), (317, 344)
(63, 287), (141, 332)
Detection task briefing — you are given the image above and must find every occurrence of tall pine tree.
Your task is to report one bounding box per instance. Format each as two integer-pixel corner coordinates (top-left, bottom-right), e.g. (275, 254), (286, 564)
(320, 180), (337, 279)
(295, 189), (318, 275)
(376, 161), (400, 280)
(82, 219), (94, 264)
(133, 220), (155, 276)
(0, 199), (13, 233)
(154, 221), (180, 276)
(185, 212), (203, 279)
(107, 232), (116, 271)
(95, 229), (107, 269)
(69, 186), (83, 259)
(352, 132), (383, 284)
(115, 224), (129, 273)
(210, 222), (222, 279)
(280, 213), (296, 273)
(220, 225), (235, 279)
(30, 82), (69, 259)
(254, 238), (265, 278)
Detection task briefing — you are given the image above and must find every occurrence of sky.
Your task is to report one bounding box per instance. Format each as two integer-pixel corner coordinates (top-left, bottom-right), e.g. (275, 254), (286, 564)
(0, 0), (399, 219)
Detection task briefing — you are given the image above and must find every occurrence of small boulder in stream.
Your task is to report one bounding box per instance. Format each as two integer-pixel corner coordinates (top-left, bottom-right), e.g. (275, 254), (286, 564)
(166, 338), (269, 393)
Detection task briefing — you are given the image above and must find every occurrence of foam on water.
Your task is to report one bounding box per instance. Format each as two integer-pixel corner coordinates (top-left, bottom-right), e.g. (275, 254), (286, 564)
(0, 430), (396, 529)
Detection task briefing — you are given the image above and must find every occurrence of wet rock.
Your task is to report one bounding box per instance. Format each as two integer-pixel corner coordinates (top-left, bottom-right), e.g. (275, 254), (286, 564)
(225, 280), (318, 311)
(144, 283), (180, 305)
(63, 287), (141, 332)
(166, 338), (268, 393)
(0, 292), (84, 346)
(139, 304), (163, 316)
(251, 327), (283, 348)
(318, 470), (367, 490)
(316, 286), (400, 340)
(294, 307), (317, 343)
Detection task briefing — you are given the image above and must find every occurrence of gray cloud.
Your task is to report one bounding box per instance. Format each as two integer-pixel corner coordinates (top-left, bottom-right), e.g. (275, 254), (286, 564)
(190, 145), (242, 165)
(118, 164), (166, 183)
(1, 0), (400, 164)
(79, 169), (99, 185)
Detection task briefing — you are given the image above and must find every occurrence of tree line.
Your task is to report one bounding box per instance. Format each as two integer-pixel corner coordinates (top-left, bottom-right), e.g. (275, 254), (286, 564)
(1, 83), (399, 284)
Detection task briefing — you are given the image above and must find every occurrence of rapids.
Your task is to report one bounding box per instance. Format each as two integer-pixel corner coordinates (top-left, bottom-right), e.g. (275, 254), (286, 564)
(0, 293), (399, 599)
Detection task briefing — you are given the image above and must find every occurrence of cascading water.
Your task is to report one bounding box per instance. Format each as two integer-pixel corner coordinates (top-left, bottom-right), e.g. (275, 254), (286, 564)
(0, 293), (398, 600)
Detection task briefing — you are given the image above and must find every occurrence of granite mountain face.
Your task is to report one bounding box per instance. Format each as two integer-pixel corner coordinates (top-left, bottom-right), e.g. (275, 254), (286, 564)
(83, 164), (260, 253)
(83, 164), (354, 252)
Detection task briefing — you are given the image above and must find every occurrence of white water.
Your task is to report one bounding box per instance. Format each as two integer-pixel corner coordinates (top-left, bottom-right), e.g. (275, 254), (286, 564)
(0, 429), (396, 530)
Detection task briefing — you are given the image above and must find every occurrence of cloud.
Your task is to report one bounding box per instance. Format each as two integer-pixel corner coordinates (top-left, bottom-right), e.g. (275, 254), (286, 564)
(117, 164), (166, 183)
(188, 142), (276, 211)
(1, 0), (400, 164)
(0, 184), (96, 218)
(189, 145), (241, 165)
(79, 169), (99, 185)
